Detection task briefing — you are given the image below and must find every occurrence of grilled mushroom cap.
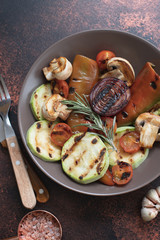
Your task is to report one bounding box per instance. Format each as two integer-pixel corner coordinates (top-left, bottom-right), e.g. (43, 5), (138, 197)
(106, 57), (135, 87)
(135, 112), (160, 148)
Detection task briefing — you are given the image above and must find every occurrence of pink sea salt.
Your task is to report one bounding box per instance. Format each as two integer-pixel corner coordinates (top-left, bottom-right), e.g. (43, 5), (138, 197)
(18, 211), (61, 240)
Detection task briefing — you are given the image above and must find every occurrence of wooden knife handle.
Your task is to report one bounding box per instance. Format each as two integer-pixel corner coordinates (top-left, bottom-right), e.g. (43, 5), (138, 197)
(26, 160), (49, 203)
(6, 136), (36, 209)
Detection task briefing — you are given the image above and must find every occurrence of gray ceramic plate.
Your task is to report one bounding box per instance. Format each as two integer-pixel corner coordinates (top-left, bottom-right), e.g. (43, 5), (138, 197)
(18, 30), (160, 196)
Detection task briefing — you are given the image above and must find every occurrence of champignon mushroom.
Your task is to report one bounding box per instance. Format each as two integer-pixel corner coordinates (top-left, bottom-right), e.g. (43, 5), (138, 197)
(43, 57), (72, 81)
(141, 187), (160, 221)
(100, 68), (124, 80)
(42, 94), (71, 121)
(135, 112), (160, 148)
(105, 57), (135, 87)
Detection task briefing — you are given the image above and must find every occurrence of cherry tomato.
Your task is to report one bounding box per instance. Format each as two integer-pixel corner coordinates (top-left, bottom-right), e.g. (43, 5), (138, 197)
(96, 50), (115, 70)
(101, 116), (117, 133)
(99, 169), (115, 186)
(51, 123), (72, 147)
(67, 113), (89, 134)
(112, 161), (133, 185)
(53, 80), (69, 98)
(119, 131), (140, 153)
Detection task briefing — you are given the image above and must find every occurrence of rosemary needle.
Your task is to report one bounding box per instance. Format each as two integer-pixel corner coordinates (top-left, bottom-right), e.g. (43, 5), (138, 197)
(62, 92), (117, 151)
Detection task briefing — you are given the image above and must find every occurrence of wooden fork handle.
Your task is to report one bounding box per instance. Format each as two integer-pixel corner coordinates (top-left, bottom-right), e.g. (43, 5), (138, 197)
(6, 136), (36, 209)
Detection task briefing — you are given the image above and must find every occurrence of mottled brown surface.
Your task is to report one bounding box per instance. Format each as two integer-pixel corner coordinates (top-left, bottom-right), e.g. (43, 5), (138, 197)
(0, 0), (160, 239)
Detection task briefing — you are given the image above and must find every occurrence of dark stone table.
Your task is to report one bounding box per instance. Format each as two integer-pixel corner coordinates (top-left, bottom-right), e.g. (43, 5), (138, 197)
(0, 0), (160, 239)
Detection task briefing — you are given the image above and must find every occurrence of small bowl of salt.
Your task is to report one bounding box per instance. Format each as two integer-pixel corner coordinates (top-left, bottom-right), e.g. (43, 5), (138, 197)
(18, 210), (62, 240)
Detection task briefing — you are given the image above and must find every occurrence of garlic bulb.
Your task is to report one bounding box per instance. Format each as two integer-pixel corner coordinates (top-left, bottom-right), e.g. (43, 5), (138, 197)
(141, 187), (160, 221)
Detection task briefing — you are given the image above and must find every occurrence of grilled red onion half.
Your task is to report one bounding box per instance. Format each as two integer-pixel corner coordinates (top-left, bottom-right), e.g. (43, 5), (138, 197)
(89, 77), (131, 116)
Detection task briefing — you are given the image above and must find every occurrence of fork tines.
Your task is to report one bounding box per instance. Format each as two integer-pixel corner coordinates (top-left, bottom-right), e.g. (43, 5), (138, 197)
(0, 75), (10, 100)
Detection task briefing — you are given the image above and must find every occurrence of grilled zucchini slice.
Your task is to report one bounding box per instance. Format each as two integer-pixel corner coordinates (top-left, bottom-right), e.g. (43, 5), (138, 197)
(61, 132), (109, 184)
(26, 120), (61, 161)
(106, 126), (149, 169)
(30, 83), (52, 120)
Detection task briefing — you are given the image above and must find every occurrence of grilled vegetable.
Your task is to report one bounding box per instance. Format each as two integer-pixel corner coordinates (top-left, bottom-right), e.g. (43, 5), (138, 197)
(119, 131), (140, 153)
(112, 161), (133, 185)
(96, 50), (115, 70)
(106, 126), (149, 169)
(42, 94), (71, 121)
(89, 77), (131, 116)
(135, 113), (160, 148)
(67, 112), (89, 134)
(61, 132), (109, 184)
(106, 57), (135, 87)
(68, 55), (99, 101)
(43, 57), (72, 81)
(30, 83), (52, 120)
(99, 169), (115, 186)
(53, 79), (69, 98)
(51, 122), (72, 147)
(26, 120), (61, 161)
(116, 62), (160, 126)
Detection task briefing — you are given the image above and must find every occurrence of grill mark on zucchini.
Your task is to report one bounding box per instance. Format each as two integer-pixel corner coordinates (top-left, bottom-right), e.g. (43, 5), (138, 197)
(36, 122), (41, 129)
(77, 148), (107, 180)
(92, 138), (98, 144)
(96, 148), (106, 174)
(36, 147), (41, 153)
(62, 132), (86, 161)
(74, 132), (86, 143)
(62, 153), (69, 161)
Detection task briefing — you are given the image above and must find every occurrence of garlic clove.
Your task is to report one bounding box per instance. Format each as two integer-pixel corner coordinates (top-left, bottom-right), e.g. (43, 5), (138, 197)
(141, 207), (158, 222)
(156, 186), (160, 197)
(142, 197), (155, 208)
(146, 189), (160, 204)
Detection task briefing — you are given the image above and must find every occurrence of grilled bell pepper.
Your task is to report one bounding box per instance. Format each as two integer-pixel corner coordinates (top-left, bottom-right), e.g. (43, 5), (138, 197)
(116, 62), (160, 126)
(68, 55), (99, 100)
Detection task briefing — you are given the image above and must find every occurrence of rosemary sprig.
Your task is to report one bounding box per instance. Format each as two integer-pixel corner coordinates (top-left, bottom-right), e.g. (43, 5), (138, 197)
(62, 92), (117, 151)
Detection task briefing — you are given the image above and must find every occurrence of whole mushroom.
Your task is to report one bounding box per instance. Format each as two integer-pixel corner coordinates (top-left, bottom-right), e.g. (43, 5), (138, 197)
(141, 186), (160, 221)
(43, 57), (72, 81)
(135, 112), (160, 148)
(100, 57), (135, 87)
(42, 94), (71, 121)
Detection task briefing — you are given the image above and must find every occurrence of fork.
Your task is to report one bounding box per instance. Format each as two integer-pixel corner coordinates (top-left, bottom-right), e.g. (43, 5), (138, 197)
(0, 75), (36, 209)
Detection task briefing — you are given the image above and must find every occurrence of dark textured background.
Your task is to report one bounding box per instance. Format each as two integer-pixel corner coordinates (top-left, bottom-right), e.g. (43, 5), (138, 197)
(0, 0), (160, 239)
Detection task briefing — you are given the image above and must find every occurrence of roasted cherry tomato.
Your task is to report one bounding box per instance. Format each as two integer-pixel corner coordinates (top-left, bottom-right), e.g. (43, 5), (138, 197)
(96, 50), (115, 70)
(112, 161), (133, 185)
(119, 131), (140, 153)
(53, 80), (69, 98)
(99, 169), (115, 186)
(101, 116), (117, 133)
(51, 123), (72, 147)
(67, 113), (89, 134)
